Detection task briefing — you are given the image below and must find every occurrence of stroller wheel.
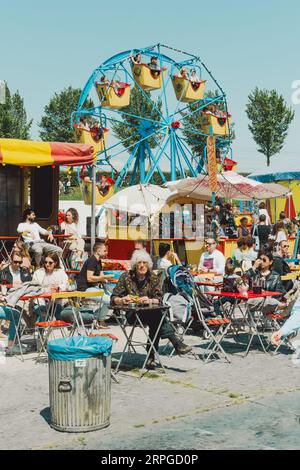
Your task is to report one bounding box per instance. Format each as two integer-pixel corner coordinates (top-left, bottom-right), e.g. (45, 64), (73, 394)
(202, 330), (210, 340)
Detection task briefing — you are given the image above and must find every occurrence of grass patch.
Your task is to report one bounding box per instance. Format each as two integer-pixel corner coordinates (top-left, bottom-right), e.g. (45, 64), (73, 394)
(59, 187), (83, 201)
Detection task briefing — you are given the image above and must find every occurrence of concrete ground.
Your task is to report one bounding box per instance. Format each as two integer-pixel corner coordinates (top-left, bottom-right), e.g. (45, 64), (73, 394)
(1, 324), (300, 450)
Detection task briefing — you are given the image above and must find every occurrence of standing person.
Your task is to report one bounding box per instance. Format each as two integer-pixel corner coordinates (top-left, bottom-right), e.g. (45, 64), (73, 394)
(198, 238), (225, 275)
(272, 240), (293, 292)
(0, 250), (32, 286)
(258, 202), (271, 226)
(256, 214), (271, 251)
(237, 217), (250, 238)
(76, 241), (115, 328)
(17, 208), (62, 267)
(61, 208), (85, 263)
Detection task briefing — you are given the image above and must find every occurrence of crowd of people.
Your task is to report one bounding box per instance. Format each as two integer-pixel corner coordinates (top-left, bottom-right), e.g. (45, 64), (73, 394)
(0, 204), (299, 367)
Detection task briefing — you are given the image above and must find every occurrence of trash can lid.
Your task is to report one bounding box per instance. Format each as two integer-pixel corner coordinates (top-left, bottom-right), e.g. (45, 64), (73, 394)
(48, 335), (113, 361)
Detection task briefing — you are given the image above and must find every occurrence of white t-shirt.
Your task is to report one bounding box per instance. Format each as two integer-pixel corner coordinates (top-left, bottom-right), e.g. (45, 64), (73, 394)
(61, 222), (82, 238)
(157, 258), (172, 271)
(32, 268), (68, 293)
(9, 267), (22, 286)
(198, 250), (225, 275)
(275, 231), (287, 244)
(17, 222), (48, 243)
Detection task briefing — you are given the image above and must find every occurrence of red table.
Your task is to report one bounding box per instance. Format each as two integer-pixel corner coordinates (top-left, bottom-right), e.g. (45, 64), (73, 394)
(206, 290), (283, 355)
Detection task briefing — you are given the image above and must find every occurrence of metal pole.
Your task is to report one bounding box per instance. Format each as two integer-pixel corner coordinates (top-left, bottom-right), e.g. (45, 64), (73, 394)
(91, 164), (96, 251)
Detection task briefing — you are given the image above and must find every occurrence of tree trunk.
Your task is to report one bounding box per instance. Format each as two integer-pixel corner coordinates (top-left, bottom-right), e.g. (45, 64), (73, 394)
(266, 154), (270, 166)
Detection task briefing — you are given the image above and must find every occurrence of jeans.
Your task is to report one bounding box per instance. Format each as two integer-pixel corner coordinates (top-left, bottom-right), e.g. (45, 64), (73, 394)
(0, 306), (20, 341)
(83, 286), (112, 321)
(33, 303), (63, 321)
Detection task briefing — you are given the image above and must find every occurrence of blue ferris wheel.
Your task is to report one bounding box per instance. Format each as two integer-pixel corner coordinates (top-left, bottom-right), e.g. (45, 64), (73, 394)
(73, 43), (233, 192)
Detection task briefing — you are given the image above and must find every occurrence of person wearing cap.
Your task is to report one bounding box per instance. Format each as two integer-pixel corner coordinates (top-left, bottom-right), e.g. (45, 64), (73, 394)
(111, 249), (192, 369)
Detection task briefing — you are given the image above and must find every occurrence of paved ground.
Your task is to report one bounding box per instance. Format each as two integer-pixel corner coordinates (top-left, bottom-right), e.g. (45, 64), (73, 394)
(1, 325), (300, 450)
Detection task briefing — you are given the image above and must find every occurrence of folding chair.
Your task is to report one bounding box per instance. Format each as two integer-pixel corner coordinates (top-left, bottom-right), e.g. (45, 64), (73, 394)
(193, 286), (231, 363)
(51, 291), (104, 336)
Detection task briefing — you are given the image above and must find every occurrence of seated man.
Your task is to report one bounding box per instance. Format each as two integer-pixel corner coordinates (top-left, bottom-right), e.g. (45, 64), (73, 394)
(0, 250), (32, 286)
(198, 238), (225, 275)
(147, 56), (161, 78)
(111, 250), (192, 369)
(157, 243), (181, 271)
(76, 241), (115, 328)
(17, 208), (62, 267)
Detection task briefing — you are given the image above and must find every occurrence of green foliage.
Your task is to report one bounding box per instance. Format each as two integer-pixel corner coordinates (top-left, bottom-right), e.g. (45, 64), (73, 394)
(181, 90), (234, 158)
(0, 84), (32, 138)
(39, 86), (94, 142)
(246, 87), (295, 166)
(111, 85), (163, 150)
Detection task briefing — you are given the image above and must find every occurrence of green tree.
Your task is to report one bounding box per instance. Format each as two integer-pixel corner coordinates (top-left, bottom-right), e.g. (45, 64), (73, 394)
(181, 90), (234, 159)
(111, 85), (163, 150)
(0, 84), (32, 138)
(246, 87), (294, 166)
(39, 86), (94, 142)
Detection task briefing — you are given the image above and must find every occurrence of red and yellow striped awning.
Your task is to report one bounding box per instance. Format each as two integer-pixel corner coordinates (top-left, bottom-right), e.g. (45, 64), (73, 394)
(0, 139), (95, 167)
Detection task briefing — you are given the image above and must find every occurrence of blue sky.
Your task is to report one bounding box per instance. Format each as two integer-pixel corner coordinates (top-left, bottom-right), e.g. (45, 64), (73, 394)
(1, 0), (299, 173)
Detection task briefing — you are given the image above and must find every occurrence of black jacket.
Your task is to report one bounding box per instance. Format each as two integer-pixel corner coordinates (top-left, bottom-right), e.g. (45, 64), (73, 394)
(0, 266), (32, 285)
(245, 267), (286, 298)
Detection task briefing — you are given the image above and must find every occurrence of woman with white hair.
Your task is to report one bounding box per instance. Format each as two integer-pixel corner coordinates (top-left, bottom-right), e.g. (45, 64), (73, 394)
(111, 250), (192, 369)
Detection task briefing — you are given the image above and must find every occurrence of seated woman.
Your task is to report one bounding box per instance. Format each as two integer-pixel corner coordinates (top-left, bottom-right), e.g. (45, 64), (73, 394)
(78, 116), (90, 131)
(111, 250), (192, 369)
(177, 67), (189, 79)
(32, 252), (69, 320)
(190, 69), (201, 89)
(61, 208), (85, 263)
(245, 250), (287, 316)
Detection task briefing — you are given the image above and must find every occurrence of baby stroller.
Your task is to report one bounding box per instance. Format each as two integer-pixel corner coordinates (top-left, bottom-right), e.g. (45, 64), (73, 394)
(164, 265), (215, 339)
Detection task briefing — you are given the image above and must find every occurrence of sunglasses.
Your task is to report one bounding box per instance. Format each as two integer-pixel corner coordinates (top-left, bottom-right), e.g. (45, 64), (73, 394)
(260, 257), (269, 262)
(206, 242), (216, 246)
(282, 245), (289, 248)
(12, 260), (22, 265)
(44, 261), (54, 265)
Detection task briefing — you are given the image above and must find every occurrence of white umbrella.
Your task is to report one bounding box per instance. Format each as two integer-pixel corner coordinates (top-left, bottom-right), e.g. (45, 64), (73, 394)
(103, 183), (172, 217)
(165, 171), (289, 201)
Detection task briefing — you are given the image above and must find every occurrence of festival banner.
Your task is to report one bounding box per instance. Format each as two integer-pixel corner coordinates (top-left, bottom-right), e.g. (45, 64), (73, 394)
(206, 135), (217, 194)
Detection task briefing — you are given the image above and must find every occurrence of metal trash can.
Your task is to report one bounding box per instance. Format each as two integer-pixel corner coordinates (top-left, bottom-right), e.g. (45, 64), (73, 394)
(48, 335), (113, 432)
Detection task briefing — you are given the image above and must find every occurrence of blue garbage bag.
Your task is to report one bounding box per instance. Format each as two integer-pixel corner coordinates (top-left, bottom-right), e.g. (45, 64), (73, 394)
(48, 335), (113, 361)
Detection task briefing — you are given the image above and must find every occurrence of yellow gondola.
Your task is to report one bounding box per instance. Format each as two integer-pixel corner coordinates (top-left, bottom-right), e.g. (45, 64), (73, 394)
(95, 82), (130, 109)
(74, 126), (109, 153)
(132, 64), (166, 91)
(200, 113), (232, 136)
(80, 180), (115, 205)
(172, 76), (206, 102)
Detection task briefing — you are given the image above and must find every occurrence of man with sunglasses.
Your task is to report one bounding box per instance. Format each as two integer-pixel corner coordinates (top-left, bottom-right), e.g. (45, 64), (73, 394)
(198, 238), (225, 276)
(0, 251), (32, 286)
